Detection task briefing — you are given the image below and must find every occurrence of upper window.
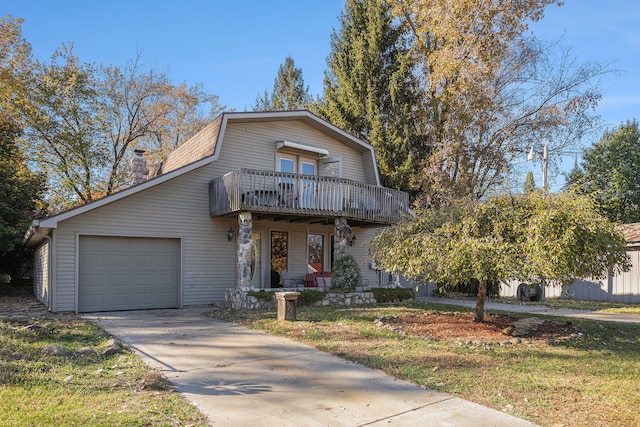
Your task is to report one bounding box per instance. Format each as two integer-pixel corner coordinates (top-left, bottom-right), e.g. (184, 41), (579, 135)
(279, 156), (295, 174)
(319, 157), (342, 178)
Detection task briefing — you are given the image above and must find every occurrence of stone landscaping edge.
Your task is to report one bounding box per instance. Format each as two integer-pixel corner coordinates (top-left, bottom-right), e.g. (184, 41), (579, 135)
(226, 287), (376, 309)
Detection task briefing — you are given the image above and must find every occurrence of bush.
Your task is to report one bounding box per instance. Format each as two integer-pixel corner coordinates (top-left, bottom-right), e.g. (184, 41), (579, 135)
(371, 287), (415, 303)
(246, 289), (327, 306)
(298, 289), (326, 306)
(435, 279), (500, 297)
(247, 290), (275, 302)
(331, 254), (361, 292)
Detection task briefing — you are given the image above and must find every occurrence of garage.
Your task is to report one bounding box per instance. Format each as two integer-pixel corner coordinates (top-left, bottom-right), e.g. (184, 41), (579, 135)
(78, 236), (180, 312)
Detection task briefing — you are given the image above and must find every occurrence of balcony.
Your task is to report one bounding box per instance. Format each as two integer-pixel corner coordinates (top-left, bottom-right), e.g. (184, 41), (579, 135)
(210, 169), (409, 226)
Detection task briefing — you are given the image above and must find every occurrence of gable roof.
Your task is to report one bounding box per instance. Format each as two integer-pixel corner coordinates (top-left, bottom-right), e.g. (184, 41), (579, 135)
(24, 110), (380, 246)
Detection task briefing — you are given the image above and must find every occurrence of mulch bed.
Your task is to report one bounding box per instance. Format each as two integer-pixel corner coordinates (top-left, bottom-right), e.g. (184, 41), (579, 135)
(377, 311), (583, 344)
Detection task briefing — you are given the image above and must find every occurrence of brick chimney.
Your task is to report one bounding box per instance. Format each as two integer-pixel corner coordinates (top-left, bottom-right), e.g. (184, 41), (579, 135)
(130, 149), (148, 186)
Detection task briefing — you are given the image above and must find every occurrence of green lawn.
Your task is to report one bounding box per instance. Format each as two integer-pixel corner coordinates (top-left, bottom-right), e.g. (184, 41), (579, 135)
(0, 313), (208, 427)
(3, 294), (638, 426)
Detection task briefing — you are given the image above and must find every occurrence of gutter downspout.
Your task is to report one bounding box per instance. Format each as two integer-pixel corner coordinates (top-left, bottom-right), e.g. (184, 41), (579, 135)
(32, 224), (54, 312)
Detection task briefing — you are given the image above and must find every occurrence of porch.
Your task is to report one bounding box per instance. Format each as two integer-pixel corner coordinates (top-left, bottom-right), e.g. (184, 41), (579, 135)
(211, 170), (409, 290)
(209, 169), (409, 227)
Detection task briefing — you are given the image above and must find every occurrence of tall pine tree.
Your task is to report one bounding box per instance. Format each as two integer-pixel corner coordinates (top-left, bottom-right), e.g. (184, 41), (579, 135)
(253, 56), (311, 111)
(524, 171), (536, 194)
(318, 0), (424, 195)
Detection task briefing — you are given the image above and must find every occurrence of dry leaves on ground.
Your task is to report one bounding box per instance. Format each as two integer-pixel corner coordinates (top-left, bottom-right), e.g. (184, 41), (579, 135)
(377, 311), (584, 344)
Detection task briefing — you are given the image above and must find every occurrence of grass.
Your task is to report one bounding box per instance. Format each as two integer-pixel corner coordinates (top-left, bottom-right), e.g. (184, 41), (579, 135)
(492, 296), (640, 315)
(208, 302), (640, 427)
(0, 313), (208, 427)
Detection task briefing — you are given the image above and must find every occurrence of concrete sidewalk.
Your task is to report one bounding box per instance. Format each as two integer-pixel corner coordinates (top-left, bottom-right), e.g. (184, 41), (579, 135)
(420, 297), (640, 324)
(86, 308), (537, 427)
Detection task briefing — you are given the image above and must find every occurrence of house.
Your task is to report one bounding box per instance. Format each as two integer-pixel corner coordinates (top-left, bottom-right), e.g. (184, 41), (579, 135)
(500, 223), (640, 303)
(24, 110), (409, 312)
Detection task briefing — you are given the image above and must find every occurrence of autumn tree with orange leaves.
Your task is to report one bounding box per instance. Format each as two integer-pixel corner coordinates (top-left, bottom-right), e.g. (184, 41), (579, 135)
(1, 16), (224, 212)
(389, 0), (606, 205)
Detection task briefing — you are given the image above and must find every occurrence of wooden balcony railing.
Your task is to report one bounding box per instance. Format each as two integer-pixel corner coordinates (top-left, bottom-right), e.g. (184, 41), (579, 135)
(210, 169), (409, 225)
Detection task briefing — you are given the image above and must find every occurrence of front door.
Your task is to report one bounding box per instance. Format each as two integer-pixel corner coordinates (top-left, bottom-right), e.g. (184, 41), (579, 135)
(308, 234), (324, 273)
(270, 231), (288, 288)
(300, 160), (316, 208)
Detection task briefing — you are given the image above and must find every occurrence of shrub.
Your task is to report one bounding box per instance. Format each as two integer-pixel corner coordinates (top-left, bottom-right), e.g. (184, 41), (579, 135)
(435, 279), (500, 297)
(331, 254), (361, 292)
(247, 290), (275, 302)
(298, 289), (326, 306)
(371, 287), (415, 303)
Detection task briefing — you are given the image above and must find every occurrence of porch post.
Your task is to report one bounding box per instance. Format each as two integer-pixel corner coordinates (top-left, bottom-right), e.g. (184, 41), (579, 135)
(333, 217), (351, 263)
(237, 211), (253, 288)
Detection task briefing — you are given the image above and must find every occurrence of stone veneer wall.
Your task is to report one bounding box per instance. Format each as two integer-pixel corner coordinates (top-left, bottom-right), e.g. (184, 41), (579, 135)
(225, 287), (376, 310)
(236, 212), (252, 287)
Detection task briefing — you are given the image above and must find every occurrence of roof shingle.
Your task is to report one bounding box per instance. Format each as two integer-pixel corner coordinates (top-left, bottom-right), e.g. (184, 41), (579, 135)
(152, 115), (223, 177)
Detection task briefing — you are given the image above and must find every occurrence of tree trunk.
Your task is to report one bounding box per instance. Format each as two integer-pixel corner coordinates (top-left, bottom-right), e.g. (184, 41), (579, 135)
(475, 279), (487, 322)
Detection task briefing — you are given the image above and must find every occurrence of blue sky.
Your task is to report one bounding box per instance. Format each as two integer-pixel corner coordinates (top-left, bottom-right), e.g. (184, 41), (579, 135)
(5, 0), (640, 187)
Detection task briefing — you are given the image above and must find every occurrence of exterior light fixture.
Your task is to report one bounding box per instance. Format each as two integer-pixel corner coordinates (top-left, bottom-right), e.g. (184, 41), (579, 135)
(349, 235), (356, 246)
(227, 227), (234, 242)
(527, 145), (549, 190)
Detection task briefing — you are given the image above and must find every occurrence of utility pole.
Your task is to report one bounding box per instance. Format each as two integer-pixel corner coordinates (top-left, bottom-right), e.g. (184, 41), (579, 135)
(542, 145), (548, 191)
(528, 145), (549, 191)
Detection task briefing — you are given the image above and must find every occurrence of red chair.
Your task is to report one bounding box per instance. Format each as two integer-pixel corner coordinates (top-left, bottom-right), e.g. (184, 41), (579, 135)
(304, 273), (317, 288)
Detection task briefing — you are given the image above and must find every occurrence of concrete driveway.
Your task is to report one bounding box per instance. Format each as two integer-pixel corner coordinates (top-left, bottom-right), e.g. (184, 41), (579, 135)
(86, 307), (537, 427)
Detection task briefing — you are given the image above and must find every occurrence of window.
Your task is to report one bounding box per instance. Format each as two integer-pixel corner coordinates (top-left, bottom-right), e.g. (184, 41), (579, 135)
(277, 154), (317, 176)
(308, 234), (324, 273)
(277, 154), (317, 208)
(279, 156), (295, 174)
(270, 231), (288, 287)
(319, 157), (342, 178)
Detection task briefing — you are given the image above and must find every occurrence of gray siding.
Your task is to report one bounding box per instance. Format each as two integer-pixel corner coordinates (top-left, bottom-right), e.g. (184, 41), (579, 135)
(564, 248), (640, 303)
(499, 263), (640, 303)
(499, 280), (562, 299)
(360, 152), (378, 185)
(33, 241), (49, 306)
(52, 165), (236, 312)
(217, 121), (372, 183)
(48, 119), (386, 311)
(347, 227), (382, 287)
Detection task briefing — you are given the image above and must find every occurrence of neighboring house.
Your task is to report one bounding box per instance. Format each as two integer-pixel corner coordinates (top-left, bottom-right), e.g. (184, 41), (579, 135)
(500, 223), (640, 303)
(24, 111), (409, 313)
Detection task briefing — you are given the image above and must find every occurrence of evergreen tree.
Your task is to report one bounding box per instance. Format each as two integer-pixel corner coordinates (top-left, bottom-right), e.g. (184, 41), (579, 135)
(253, 56), (311, 111)
(565, 119), (640, 223)
(317, 0), (424, 195)
(524, 171), (536, 194)
(0, 118), (44, 279)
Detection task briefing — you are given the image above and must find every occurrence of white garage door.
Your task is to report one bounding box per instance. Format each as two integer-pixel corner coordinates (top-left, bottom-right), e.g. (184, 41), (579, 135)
(79, 236), (180, 312)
